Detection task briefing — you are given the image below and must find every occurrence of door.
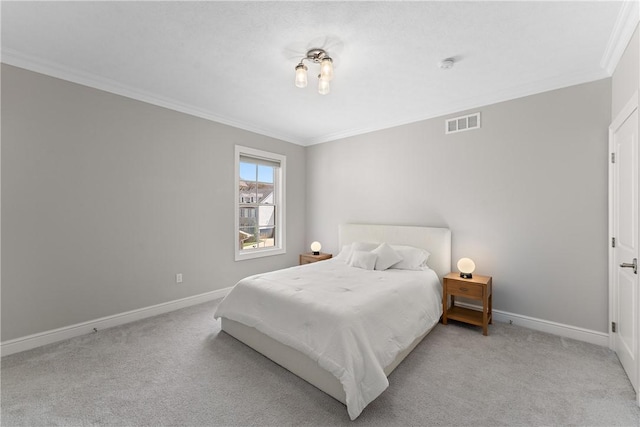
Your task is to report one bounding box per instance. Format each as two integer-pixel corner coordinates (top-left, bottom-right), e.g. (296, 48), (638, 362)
(610, 94), (639, 393)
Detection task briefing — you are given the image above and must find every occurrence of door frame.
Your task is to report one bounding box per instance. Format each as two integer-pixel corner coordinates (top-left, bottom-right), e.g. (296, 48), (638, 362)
(608, 90), (639, 403)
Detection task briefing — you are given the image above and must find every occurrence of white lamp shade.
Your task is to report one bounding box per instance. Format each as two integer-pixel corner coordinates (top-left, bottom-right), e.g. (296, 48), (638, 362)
(295, 64), (308, 88)
(320, 57), (333, 81)
(310, 241), (322, 253)
(457, 258), (476, 274)
(318, 76), (330, 95)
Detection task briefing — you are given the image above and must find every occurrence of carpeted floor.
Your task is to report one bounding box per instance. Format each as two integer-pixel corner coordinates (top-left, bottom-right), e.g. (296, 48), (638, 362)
(2, 299), (639, 426)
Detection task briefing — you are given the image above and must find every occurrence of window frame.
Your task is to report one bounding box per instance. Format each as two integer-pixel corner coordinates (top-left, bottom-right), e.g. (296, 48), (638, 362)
(234, 145), (286, 261)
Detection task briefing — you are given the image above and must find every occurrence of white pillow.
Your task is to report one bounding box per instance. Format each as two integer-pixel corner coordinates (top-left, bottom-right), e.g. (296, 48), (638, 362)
(351, 242), (379, 252)
(334, 242), (377, 263)
(346, 242), (379, 263)
(390, 245), (431, 270)
(333, 244), (353, 263)
(349, 250), (377, 270)
(371, 243), (403, 271)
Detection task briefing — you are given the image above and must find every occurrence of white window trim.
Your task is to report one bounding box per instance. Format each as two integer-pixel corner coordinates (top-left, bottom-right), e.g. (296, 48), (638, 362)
(235, 145), (286, 261)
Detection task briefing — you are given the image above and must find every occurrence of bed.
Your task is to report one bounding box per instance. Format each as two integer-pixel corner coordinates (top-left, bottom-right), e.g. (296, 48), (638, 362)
(214, 224), (451, 419)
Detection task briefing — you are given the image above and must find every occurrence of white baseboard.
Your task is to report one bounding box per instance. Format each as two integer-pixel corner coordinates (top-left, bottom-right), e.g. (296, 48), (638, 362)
(1, 287), (232, 357)
(455, 302), (609, 347)
(2, 290), (610, 357)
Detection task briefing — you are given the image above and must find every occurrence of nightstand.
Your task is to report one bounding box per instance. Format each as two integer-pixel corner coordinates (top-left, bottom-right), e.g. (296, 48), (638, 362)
(299, 252), (332, 265)
(442, 272), (493, 336)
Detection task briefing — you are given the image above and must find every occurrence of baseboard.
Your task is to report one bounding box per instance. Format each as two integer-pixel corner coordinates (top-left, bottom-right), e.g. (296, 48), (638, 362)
(1, 287), (232, 357)
(2, 291), (609, 357)
(455, 302), (609, 347)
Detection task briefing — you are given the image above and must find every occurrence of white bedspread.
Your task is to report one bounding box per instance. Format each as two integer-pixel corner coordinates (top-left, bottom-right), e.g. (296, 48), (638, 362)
(214, 259), (442, 420)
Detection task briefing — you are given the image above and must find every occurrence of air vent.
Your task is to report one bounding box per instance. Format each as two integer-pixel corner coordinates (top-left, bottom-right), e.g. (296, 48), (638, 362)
(445, 112), (481, 134)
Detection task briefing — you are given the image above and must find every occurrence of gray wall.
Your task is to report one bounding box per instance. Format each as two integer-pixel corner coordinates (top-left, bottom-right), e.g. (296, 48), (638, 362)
(306, 79), (611, 333)
(1, 52), (624, 341)
(1, 64), (306, 341)
(612, 25), (639, 120)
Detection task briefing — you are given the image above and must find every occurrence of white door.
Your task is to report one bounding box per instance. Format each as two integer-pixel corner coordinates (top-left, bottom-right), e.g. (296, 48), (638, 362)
(610, 94), (639, 393)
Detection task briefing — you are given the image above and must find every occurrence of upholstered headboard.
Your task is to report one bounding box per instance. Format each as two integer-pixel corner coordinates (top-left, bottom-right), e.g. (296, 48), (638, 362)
(339, 224), (452, 280)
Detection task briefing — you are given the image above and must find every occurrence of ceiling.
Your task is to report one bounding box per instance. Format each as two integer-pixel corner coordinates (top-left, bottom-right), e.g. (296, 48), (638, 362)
(2, 1), (637, 146)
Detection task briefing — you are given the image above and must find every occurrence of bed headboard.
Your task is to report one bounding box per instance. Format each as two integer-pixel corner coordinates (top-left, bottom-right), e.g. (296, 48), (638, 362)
(339, 224), (452, 280)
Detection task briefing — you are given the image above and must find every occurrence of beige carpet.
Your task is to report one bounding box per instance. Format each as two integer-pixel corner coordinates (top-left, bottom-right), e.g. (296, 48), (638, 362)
(2, 299), (639, 426)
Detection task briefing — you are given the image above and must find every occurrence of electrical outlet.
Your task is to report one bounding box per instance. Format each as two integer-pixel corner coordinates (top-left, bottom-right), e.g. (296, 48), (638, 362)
(176, 273), (183, 284)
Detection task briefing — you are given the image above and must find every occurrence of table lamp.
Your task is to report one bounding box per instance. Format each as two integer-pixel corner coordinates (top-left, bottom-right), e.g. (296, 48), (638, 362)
(310, 241), (322, 255)
(457, 257), (476, 279)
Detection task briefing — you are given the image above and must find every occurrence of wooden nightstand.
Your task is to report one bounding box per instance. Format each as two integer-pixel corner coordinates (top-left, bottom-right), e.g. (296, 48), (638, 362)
(442, 272), (493, 336)
(299, 252), (332, 265)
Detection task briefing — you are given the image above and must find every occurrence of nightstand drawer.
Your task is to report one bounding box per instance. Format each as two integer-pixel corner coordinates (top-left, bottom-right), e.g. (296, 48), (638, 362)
(299, 253), (332, 265)
(447, 281), (483, 298)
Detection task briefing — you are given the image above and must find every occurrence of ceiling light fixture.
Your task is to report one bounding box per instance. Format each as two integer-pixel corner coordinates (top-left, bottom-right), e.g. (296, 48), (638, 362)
(294, 48), (334, 95)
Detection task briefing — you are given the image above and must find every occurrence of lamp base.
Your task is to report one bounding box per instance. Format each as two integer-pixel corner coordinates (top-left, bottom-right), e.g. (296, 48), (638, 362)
(460, 272), (473, 279)
(312, 251), (320, 255)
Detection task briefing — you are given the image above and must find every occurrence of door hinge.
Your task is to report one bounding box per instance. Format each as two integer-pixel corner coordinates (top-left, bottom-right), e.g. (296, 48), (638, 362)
(612, 322), (617, 333)
(611, 152), (616, 163)
(612, 237), (616, 248)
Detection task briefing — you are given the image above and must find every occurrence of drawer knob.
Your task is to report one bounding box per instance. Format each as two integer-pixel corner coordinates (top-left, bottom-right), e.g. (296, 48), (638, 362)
(460, 287), (468, 292)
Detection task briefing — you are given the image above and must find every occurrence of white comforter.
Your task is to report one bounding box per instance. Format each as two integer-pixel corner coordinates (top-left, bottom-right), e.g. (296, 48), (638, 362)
(214, 259), (442, 420)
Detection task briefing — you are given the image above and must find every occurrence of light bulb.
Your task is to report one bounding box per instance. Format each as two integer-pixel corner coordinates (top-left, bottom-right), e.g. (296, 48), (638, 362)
(295, 63), (308, 88)
(318, 75), (330, 95)
(310, 241), (322, 255)
(320, 57), (333, 81)
(457, 258), (476, 279)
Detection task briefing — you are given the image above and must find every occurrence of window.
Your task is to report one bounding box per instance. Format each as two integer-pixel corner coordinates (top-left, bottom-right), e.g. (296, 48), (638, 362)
(235, 145), (286, 260)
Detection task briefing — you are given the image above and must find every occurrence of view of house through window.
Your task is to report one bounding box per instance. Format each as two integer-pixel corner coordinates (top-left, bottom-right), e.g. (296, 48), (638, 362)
(235, 146), (285, 260)
(239, 159), (276, 250)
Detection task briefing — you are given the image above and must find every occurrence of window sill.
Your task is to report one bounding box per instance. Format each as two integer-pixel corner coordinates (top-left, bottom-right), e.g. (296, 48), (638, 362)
(235, 247), (286, 261)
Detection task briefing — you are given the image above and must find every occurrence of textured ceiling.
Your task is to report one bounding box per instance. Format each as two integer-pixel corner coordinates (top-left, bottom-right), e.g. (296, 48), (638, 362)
(1, 1), (636, 146)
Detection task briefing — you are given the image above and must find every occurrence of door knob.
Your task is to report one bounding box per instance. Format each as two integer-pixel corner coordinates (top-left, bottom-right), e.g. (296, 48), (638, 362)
(620, 258), (638, 274)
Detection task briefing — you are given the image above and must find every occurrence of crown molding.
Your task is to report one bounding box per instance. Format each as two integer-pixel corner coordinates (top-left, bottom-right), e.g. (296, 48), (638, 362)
(600, 0), (640, 75)
(1, 49), (302, 145)
(1, 47), (613, 148)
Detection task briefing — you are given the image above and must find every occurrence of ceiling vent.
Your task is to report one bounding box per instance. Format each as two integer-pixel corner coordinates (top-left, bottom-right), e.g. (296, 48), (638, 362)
(445, 112), (481, 134)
